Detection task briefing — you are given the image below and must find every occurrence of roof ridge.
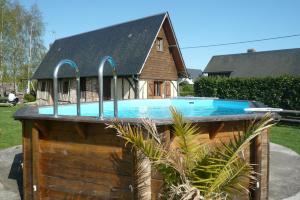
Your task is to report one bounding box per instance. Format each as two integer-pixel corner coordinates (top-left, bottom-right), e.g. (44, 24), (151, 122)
(55, 12), (167, 42)
(212, 47), (300, 58)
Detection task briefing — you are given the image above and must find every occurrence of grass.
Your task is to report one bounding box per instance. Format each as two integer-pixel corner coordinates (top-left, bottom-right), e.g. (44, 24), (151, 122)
(0, 105), (299, 155)
(270, 123), (300, 155)
(0, 105), (22, 149)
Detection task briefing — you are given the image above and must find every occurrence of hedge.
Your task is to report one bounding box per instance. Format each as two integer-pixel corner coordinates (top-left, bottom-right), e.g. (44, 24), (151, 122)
(194, 76), (300, 110)
(179, 83), (195, 96)
(24, 94), (36, 102)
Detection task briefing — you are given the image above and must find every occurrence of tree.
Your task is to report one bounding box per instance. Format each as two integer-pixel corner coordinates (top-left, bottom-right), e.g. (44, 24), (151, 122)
(6, 1), (25, 92)
(23, 3), (46, 93)
(0, 0), (45, 95)
(109, 108), (273, 199)
(0, 0), (9, 95)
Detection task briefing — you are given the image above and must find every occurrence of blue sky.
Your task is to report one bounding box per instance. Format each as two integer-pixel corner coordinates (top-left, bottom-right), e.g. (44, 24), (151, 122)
(22, 0), (300, 70)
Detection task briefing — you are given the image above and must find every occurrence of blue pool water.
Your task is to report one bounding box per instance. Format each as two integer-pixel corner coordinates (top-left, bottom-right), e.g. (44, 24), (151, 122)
(38, 99), (251, 119)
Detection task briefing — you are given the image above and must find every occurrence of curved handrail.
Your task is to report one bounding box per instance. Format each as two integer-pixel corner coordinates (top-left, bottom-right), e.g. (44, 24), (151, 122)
(98, 56), (118, 119)
(53, 59), (80, 117)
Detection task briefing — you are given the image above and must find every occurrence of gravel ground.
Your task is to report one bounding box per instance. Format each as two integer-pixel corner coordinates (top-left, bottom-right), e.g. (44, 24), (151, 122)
(269, 143), (300, 200)
(0, 145), (22, 200)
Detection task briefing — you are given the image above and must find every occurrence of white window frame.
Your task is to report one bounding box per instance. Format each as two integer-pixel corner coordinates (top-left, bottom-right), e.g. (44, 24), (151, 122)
(156, 37), (164, 52)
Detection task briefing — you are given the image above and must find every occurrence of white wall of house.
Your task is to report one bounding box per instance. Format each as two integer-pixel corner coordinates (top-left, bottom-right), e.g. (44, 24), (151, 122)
(138, 80), (148, 99)
(110, 77), (135, 100)
(171, 81), (178, 97)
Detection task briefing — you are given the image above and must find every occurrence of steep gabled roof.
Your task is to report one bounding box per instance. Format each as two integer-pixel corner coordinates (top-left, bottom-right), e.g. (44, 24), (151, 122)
(204, 48), (300, 77)
(187, 68), (202, 80)
(33, 12), (186, 79)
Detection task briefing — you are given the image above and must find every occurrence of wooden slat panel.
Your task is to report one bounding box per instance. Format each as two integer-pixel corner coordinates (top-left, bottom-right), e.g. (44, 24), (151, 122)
(40, 162), (132, 187)
(40, 186), (133, 200)
(163, 19), (186, 76)
(39, 140), (132, 174)
(40, 175), (132, 199)
(140, 27), (178, 80)
(45, 122), (125, 147)
(38, 137), (133, 199)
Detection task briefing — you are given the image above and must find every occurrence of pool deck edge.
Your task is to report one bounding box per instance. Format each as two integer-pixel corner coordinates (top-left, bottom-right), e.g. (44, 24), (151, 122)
(13, 101), (276, 125)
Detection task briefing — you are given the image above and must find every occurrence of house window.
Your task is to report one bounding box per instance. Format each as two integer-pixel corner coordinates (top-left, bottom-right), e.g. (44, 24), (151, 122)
(62, 80), (69, 94)
(156, 37), (164, 51)
(41, 81), (46, 92)
(154, 81), (162, 96)
(80, 77), (86, 92)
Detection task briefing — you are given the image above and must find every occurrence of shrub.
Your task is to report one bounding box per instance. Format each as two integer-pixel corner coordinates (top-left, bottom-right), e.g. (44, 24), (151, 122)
(24, 94), (36, 102)
(194, 76), (300, 110)
(109, 108), (273, 199)
(179, 83), (194, 96)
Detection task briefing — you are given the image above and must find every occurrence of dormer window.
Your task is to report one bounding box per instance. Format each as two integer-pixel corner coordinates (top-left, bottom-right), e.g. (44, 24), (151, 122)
(156, 37), (164, 52)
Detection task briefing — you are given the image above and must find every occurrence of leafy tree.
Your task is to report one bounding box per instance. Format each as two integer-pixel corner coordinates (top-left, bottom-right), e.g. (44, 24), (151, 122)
(0, 0), (45, 95)
(23, 3), (46, 93)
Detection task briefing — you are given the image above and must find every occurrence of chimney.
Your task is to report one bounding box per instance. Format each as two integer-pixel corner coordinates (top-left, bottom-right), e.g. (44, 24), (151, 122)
(247, 48), (256, 53)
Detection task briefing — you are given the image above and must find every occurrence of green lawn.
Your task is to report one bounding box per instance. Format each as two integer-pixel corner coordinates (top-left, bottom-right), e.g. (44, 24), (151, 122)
(0, 105), (22, 149)
(0, 105), (300, 154)
(270, 123), (300, 154)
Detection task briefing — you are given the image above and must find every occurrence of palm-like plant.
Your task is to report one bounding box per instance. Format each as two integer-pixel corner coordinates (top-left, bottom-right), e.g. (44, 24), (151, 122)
(108, 107), (273, 200)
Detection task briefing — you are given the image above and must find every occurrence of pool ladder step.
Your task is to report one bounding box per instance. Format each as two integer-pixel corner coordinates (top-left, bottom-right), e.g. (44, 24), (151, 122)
(52, 57), (118, 119)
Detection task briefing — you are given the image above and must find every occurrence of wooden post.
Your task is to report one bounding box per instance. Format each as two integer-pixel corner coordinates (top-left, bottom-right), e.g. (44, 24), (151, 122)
(134, 78), (139, 99)
(22, 121), (33, 200)
(31, 123), (40, 200)
(250, 134), (262, 200)
(250, 129), (270, 200)
(260, 129), (269, 200)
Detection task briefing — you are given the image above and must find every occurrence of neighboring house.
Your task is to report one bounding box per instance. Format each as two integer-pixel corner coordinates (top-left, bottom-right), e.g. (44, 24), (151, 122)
(33, 12), (187, 105)
(179, 68), (202, 84)
(203, 48), (300, 77)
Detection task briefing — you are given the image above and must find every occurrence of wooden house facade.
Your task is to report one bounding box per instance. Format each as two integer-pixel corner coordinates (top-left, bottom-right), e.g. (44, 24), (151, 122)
(33, 13), (187, 105)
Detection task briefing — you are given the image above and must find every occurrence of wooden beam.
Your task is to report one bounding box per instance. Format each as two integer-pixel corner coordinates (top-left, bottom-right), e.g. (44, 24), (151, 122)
(121, 77), (124, 99)
(134, 78), (139, 99)
(74, 123), (87, 139)
(125, 77), (136, 99)
(33, 122), (48, 137)
(208, 122), (224, 139)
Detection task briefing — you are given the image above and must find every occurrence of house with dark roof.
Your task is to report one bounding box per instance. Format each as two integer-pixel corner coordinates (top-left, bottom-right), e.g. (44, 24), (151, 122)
(203, 48), (300, 77)
(179, 68), (202, 84)
(187, 68), (202, 80)
(33, 12), (187, 105)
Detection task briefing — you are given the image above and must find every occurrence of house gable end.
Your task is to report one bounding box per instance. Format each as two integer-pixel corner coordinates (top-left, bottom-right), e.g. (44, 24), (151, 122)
(140, 18), (183, 80)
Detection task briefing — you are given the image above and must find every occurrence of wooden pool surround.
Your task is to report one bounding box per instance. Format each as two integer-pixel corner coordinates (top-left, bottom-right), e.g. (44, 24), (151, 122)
(14, 101), (272, 200)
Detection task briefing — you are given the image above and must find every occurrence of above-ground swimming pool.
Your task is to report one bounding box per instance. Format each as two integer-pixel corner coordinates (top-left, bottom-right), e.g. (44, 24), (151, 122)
(14, 98), (270, 200)
(38, 98), (252, 119)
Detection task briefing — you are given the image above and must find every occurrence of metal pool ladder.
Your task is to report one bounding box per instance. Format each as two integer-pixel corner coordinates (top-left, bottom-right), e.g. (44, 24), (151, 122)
(53, 59), (81, 117)
(98, 56), (118, 119)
